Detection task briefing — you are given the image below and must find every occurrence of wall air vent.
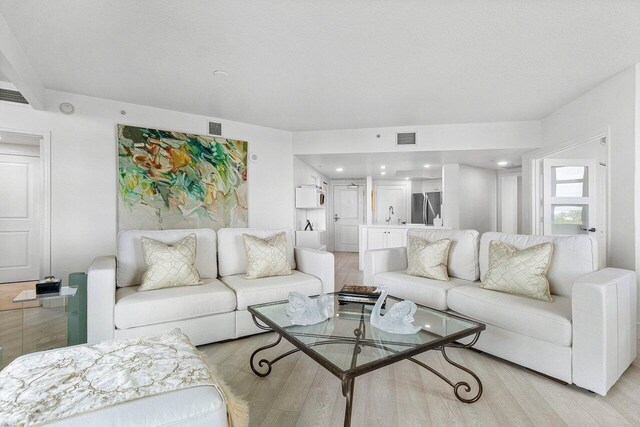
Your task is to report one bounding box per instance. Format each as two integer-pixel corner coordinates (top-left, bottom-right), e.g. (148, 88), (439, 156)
(208, 121), (222, 136)
(0, 88), (29, 105)
(396, 132), (416, 145)
(504, 164), (522, 170)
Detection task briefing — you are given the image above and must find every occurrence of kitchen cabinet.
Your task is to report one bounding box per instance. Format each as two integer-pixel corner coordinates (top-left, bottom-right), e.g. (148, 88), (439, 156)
(366, 228), (407, 250)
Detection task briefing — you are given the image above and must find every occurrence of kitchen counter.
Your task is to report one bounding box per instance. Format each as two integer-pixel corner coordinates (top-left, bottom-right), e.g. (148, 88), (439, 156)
(364, 224), (447, 229)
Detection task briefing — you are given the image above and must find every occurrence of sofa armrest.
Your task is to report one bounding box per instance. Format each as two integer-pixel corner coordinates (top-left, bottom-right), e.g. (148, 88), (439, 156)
(572, 268), (637, 395)
(363, 247), (408, 286)
(294, 248), (335, 294)
(87, 256), (116, 344)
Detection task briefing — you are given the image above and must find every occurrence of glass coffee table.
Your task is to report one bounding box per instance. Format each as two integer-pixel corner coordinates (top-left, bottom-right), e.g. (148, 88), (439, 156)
(248, 293), (486, 427)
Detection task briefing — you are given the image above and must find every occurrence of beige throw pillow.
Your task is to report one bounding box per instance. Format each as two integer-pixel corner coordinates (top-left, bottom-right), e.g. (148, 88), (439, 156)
(138, 234), (202, 291)
(406, 235), (451, 281)
(481, 240), (553, 302)
(243, 232), (292, 279)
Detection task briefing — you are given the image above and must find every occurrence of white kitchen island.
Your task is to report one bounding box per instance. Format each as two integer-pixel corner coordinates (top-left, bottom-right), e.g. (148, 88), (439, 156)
(358, 224), (451, 270)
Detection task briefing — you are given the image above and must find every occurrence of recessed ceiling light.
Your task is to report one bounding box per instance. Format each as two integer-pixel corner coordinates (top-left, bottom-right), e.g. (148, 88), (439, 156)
(497, 161), (508, 166)
(336, 167), (343, 172)
(213, 70), (228, 77)
(405, 177), (410, 180)
(380, 171), (386, 175)
(424, 164), (431, 168)
(0, 135), (3, 140)
(380, 165), (386, 169)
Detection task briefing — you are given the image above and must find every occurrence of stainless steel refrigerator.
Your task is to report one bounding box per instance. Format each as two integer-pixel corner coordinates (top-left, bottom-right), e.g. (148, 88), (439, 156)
(411, 192), (441, 225)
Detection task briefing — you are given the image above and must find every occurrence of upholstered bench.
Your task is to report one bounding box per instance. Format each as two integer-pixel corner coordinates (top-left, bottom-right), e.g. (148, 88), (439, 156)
(0, 330), (239, 427)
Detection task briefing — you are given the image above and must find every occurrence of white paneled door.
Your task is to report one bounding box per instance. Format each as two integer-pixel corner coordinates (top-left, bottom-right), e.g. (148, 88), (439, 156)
(543, 158), (606, 266)
(0, 154), (41, 282)
(333, 185), (364, 252)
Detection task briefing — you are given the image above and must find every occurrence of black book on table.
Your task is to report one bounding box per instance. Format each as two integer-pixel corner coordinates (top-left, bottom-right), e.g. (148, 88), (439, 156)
(337, 284), (380, 298)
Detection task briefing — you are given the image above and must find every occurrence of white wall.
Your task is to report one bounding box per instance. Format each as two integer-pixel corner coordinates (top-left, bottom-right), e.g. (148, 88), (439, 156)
(442, 164), (460, 229)
(458, 165), (497, 234)
(442, 164), (497, 233)
(0, 89), (294, 281)
(373, 180), (412, 224)
(536, 66), (637, 274)
(293, 156), (327, 231)
(293, 121), (541, 154)
(499, 174), (519, 234)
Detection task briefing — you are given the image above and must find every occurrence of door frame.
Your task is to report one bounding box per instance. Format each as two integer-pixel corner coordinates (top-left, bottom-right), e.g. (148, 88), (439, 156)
(0, 126), (51, 279)
(522, 127), (610, 263)
(328, 179), (365, 252)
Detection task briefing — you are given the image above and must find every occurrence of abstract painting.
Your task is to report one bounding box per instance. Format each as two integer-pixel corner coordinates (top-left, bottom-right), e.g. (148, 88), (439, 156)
(117, 124), (248, 230)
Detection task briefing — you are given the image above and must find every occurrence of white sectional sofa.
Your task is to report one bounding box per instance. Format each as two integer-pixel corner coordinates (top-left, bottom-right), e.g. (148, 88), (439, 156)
(364, 229), (637, 396)
(87, 228), (334, 346)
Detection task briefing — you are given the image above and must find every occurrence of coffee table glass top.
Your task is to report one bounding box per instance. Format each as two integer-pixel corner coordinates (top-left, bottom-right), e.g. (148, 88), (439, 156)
(248, 293), (484, 376)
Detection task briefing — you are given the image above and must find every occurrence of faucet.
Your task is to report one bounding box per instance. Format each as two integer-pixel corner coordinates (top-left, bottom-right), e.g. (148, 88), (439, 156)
(386, 206), (394, 224)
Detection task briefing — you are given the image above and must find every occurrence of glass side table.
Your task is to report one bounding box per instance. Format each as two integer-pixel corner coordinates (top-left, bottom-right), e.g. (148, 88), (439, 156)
(11, 287), (77, 360)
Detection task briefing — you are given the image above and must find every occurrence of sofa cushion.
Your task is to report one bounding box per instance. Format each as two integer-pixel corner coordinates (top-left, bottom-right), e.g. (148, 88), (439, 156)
(114, 278), (236, 329)
(480, 232), (598, 297)
(481, 240), (553, 302)
(220, 270), (321, 310)
(217, 228), (296, 277)
(373, 271), (470, 311)
(406, 236), (451, 281)
(243, 232), (292, 279)
(139, 234), (202, 291)
(407, 229), (480, 281)
(447, 285), (572, 347)
(117, 229), (218, 287)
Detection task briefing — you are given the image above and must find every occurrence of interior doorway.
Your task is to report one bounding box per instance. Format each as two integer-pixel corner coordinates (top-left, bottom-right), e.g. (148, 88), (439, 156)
(0, 129), (50, 283)
(498, 172), (522, 234)
(331, 181), (365, 252)
(530, 134), (608, 268)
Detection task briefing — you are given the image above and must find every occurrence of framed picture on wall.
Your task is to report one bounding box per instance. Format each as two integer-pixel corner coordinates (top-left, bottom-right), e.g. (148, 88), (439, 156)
(117, 124), (248, 230)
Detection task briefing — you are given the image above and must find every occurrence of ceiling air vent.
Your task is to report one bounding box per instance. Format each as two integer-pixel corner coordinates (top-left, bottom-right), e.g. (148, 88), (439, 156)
(0, 88), (29, 105)
(208, 121), (222, 136)
(396, 132), (416, 145)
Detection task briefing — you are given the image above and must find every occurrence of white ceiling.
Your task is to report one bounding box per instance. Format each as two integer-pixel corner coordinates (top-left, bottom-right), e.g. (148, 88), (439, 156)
(297, 148), (528, 179)
(1, 1), (640, 131)
(0, 69), (7, 82)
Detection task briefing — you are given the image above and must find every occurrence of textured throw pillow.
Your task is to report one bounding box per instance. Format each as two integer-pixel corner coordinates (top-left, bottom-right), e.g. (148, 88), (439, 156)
(243, 232), (292, 279)
(138, 234), (202, 291)
(481, 240), (553, 302)
(406, 235), (452, 281)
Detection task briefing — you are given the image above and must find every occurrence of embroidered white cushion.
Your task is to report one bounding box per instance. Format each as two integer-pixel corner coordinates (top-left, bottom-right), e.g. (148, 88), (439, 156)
(138, 234), (202, 291)
(243, 232), (292, 279)
(406, 235), (452, 281)
(481, 240), (553, 302)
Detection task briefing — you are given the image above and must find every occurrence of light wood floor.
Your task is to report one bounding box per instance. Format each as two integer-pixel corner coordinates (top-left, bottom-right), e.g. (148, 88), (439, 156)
(200, 252), (640, 427)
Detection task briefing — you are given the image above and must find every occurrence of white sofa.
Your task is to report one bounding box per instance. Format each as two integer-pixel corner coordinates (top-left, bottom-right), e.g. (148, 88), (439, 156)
(364, 229), (637, 396)
(87, 228), (334, 346)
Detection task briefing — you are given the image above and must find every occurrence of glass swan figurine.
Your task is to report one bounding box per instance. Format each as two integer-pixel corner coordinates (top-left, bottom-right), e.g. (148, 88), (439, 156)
(370, 285), (421, 334)
(285, 292), (334, 325)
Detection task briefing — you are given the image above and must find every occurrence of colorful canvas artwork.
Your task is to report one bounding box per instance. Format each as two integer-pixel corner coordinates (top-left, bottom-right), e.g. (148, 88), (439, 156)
(117, 124), (248, 230)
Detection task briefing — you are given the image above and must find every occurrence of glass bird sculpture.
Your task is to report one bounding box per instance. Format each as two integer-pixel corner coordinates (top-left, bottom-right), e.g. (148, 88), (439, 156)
(370, 286), (421, 334)
(285, 292), (334, 325)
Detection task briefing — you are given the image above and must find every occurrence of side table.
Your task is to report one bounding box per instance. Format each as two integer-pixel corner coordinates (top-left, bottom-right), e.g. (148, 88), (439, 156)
(12, 287), (77, 358)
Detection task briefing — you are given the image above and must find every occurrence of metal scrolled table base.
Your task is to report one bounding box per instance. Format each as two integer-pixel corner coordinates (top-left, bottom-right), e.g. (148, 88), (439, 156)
(249, 315), (482, 426)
